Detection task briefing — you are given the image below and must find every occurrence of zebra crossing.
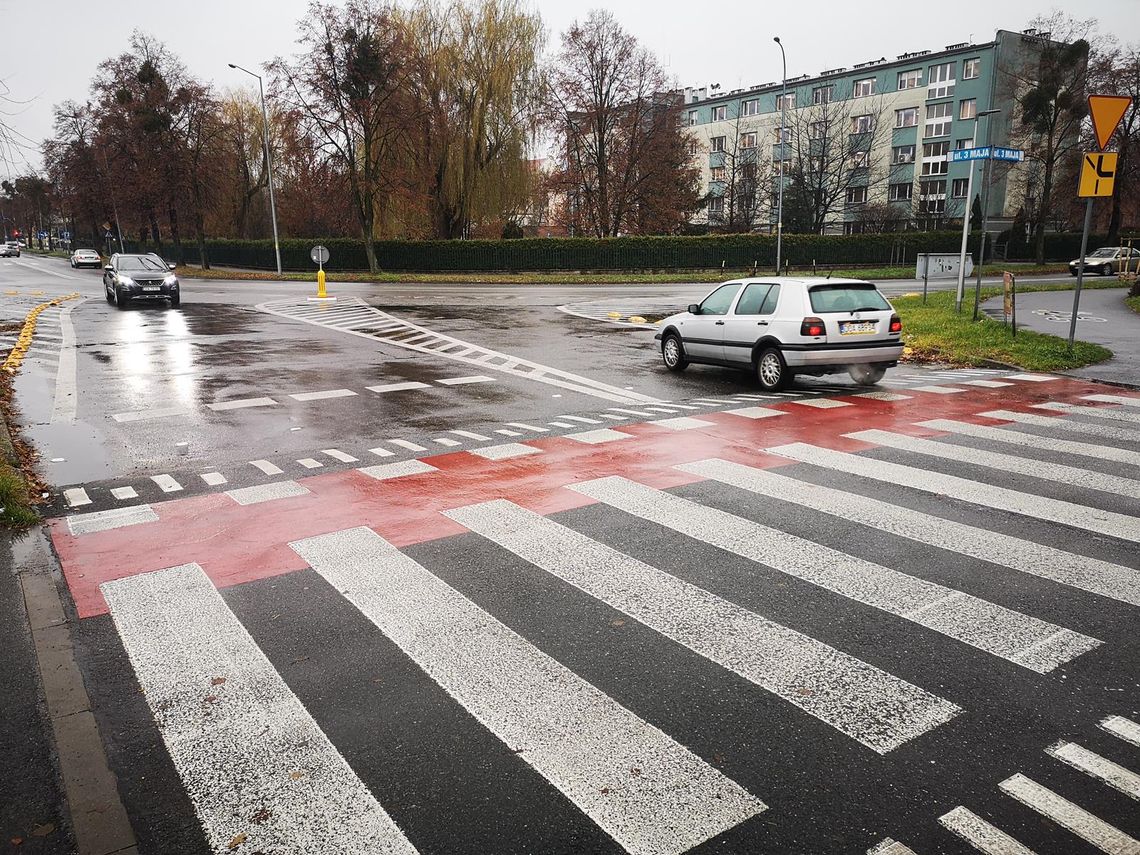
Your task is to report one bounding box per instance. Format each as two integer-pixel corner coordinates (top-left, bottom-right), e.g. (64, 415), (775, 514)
(62, 388), (1139, 853)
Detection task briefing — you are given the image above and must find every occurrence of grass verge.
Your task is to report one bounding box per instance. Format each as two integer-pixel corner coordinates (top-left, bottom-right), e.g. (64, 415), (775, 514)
(0, 376), (40, 528)
(1126, 295), (1140, 314)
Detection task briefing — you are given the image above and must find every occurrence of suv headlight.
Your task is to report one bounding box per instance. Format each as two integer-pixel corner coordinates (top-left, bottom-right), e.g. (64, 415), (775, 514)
(164, 275), (178, 286)
(118, 275), (135, 286)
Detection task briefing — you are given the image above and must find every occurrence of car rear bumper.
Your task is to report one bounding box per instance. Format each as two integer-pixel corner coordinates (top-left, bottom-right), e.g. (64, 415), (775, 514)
(783, 340), (904, 367)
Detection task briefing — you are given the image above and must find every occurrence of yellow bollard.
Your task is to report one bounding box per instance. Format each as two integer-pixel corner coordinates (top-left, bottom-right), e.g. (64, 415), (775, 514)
(317, 269), (327, 299)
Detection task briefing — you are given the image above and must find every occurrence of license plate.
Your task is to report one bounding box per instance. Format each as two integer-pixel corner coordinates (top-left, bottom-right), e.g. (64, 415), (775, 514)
(839, 321), (876, 335)
(143, 286), (160, 292)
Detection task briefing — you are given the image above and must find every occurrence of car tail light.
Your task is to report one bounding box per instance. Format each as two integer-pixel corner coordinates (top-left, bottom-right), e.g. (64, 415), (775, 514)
(800, 317), (826, 337)
(889, 314), (902, 333)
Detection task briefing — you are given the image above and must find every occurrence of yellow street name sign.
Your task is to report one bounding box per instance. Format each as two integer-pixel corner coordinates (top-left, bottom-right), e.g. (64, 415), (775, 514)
(1078, 152), (1118, 197)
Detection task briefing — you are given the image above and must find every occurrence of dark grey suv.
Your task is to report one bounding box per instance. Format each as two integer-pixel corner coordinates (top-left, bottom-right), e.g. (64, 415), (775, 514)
(103, 254), (181, 308)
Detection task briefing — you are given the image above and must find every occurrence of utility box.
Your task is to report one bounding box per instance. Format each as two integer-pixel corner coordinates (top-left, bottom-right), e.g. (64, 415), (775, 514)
(916, 253), (973, 280)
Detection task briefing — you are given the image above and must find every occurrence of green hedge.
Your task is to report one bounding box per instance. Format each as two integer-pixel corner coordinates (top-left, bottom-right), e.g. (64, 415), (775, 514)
(119, 231), (1096, 273)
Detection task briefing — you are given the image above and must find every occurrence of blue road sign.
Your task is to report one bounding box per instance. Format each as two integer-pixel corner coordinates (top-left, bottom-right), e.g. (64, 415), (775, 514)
(991, 147), (1025, 162)
(950, 146), (1025, 163)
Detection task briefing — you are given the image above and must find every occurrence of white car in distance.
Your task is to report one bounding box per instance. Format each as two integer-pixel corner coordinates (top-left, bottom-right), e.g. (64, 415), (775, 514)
(655, 277), (904, 391)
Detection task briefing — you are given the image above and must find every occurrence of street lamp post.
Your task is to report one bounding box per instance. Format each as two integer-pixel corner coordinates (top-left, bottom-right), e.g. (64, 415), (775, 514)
(954, 108), (1000, 313)
(229, 63), (282, 276)
(971, 110), (1001, 321)
(773, 36), (787, 275)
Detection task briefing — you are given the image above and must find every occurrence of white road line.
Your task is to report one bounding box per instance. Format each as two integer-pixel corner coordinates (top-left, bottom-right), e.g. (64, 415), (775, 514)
(322, 449), (359, 463)
(559, 415), (603, 425)
(200, 472), (227, 486)
(854, 391), (914, 401)
(469, 443), (541, 461)
(50, 296), (84, 424)
(768, 442), (1140, 543)
(111, 406), (190, 422)
(847, 429), (1140, 501)
(597, 413), (628, 421)
(100, 564), (419, 855)
(1034, 401), (1140, 425)
(919, 419), (1140, 467)
(1084, 394), (1140, 407)
(250, 459), (284, 476)
(734, 394), (780, 400)
(227, 481), (311, 506)
(979, 409), (1140, 443)
(693, 398), (738, 405)
(433, 437), (461, 447)
(450, 430), (491, 441)
(207, 397), (277, 411)
(725, 406), (786, 419)
(110, 486), (139, 500)
(566, 429), (633, 444)
(643, 406), (680, 414)
(651, 417), (716, 430)
(494, 429), (522, 436)
(358, 460), (437, 481)
(290, 526), (764, 855)
(290, 389), (357, 401)
(998, 773), (1139, 854)
(436, 375), (496, 385)
(1047, 741), (1140, 801)
(608, 408), (654, 417)
(388, 439), (427, 452)
(150, 474), (183, 493)
(297, 458), (323, 469)
(681, 459), (1140, 608)
(938, 806), (1037, 854)
(1008, 374), (1058, 382)
(1101, 716), (1140, 748)
(446, 499), (959, 754)
(366, 382), (431, 393)
(67, 505), (158, 536)
(911, 385), (967, 394)
(791, 398), (852, 408)
(572, 476), (1097, 674)
(549, 421), (574, 428)
(368, 447), (395, 458)
(961, 379), (1015, 388)
(867, 840), (919, 855)
(505, 422), (549, 433)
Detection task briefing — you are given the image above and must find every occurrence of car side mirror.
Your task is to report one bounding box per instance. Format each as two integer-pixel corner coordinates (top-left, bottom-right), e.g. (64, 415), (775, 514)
(104, 265), (114, 272)
(687, 303), (701, 315)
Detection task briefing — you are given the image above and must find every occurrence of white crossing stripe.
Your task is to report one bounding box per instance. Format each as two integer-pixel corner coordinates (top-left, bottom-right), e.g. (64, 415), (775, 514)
(199, 472), (227, 486)
(1034, 401), (1140, 425)
(450, 430), (491, 441)
(297, 458), (323, 469)
(433, 437), (461, 447)
(367, 381), (430, 393)
(693, 398), (738, 404)
(1008, 374), (1057, 382)
(388, 439), (428, 452)
(608, 408), (654, 417)
(290, 527), (764, 855)
(643, 406), (680, 414)
(566, 429), (632, 444)
(597, 413), (628, 421)
(111, 406), (190, 422)
(436, 375), (495, 385)
(571, 476), (1097, 674)
(447, 499), (959, 754)
(469, 443), (541, 461)
(1047, 741), (1140, 801)
(250, 459), (284, 476)
(734, 393), (780, 400)
(768, 442), (1140, 543)
(919, 419), (1140, 467)
(868, 838), (919, 855)
(290, 389), (357, 401)
(368, 447), (395, 458)
(494, 429), (522, 436)
(227, 481), (311, 506)
(505, 422), (549, 433)
(980, 409), (1140, 443)
(960, 379), (1014, 388)
(998, 773), (1139, 854)
(549, 421), (574, 428)
(791, 398), (852, 408)
(725, 406), (786, 420)
(938, 806), (1037, 854)
(911, 385), (967, 394)
(847, 429), (1140, 501)
(358, 460), (437, 481)
(150, 474), (183, 493)
(110, 486), (139, 500)
(1101, 716), (1140, 748)
(1084, 394), (1140, 407)
(67, 505), (158, 536)
(651, 417), (716, 430)
(855, 391), (913, 401)
(322, 449), (359, 463)
(681, 459), (1140, 607)
(560, 415), (603, 424)
(100, 564), (419, 855)
(206, 397), (277, 411)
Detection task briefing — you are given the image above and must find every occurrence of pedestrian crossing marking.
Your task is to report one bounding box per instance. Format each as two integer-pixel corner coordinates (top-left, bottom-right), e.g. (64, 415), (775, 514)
(1034, 401), (1140, 425)
(1084, 394), (1140, 407)
(570, 476), (1099, 674)
(1101, 716), (1140, 748)
(358, 460), (437, 481)
(226, 481), (311, 506)
(868, 839), (919, 855)
(938, 806), (1036, 854)
(1047, 741), (1140, 801)
(980, 409), (1140, 442)
(445, 498), (959, 753)
(998, 773), (1139, 853)
(67, 505), (157, 536)
(290, 526), (765, 855)
(110, 486), (139, 500)
(919, 418), (1140, 467)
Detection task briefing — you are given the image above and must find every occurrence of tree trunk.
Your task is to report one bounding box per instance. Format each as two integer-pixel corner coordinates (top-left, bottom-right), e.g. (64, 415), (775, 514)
(1106, 144), (1126, 244)
(168, 206), (183, 264)
(1034, 157), (1055, 265)
(148, 210), (164, 256)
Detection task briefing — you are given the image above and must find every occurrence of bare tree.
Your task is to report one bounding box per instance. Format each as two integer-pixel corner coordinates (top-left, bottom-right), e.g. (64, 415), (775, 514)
(706, 110), (770, 232)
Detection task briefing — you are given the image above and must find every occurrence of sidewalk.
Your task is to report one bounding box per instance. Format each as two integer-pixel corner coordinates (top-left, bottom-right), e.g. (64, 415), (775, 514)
(981, 286), (1139, 387)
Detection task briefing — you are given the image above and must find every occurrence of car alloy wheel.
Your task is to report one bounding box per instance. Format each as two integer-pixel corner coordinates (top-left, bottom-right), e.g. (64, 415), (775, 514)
(757, 347), (788, 391)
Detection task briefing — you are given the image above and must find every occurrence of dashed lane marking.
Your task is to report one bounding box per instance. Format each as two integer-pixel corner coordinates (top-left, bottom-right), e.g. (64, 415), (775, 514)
(111, 406), (190, 423)
(1007, 374), (1059, 382)
(207, 397), (277, 411)
(1046, 741), (1140, 801)
(433, 437), (461, 447)
(960, 380), (1015, 388)
(226, 481), (311, 506)
(450, 430), (491, 441)
(469, 443), (541, 461)
(289, 389), (358, 402)
(435, 375), (496, 386)
(651, 417), (716, 431)
(67, 505), (158, 536)
(389, 439), (427, 452)
(548, 421), (574, 428)
(725, 407), (786, 420)
(368, 447), (395, 458)
(791, 398), (852, 409)
(250, 460), (284, 476)
(366, 381), (431, 393)
(322, 449), (359, 463)
(494, 429), (522, 436)
(938, 807), (1036, 855)
(854, 392), (913, 401)
(298, 458), (323, 469)
(559, 415), (602, 425)
(64, 488), (91, 507)
(998, 773), (1139, 853)
(911, 385), (967, 394)
(200, 472), (227, 486)
(50, 297), (85, 424)
(110, 486), (138, 501)
(608, 408), (654, 417)
(150, 474), (183, 493)
(358, 460), (438, 481)
(565, 429), (632, 444)
(505, 422), (548, 433)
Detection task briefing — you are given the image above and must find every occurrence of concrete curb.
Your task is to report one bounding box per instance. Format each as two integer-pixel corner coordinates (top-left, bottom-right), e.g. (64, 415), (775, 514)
(17, 528), (137, 855)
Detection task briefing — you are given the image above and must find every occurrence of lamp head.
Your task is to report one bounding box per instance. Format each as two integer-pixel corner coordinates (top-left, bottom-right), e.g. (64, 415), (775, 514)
(773, 36), (780, 43)
(228, 63), (236, 68)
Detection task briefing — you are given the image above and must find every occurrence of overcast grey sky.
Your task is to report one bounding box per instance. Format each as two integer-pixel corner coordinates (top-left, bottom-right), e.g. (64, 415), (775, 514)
(3, 0), (1138, 176)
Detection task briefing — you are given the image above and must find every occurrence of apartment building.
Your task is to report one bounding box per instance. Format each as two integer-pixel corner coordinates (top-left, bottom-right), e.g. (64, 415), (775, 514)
(684, 28), (1061, 234)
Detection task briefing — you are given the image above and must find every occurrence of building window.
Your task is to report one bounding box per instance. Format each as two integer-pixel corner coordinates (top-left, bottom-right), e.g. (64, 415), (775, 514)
(853, 150), (870, 168)
(897, 69), (922, 90)
(712, 105), (726, 121)
(959, 98), (977, 120)
(776, 92), (796, 110)
(851, 114), (874, 134)
(740, 131), (757, 149)
(921, 141), (950, 175)
(896, 107), (918, 128)
(742, 98), (759, 116)
(919, 179), (946, 214)
(710, 166), (726, 182)
(708, 196), (724, 218)
(853, 77), (876, 97)
(956, 137), (974, 150)
(773, 126), (792, 143)
(772, 159), (792, 177)
(889, 182), (913, 201)
(742, 163), (757, 180)
(962, 58), (981, 80)
(928, 62), (956, 99)
(688, 139), (700, 156)
(925, 102), (953, 138)
(812, 85), (833, 105)
(810, 120), (827, 140)
(892, 144), (916, 164)
(846, 186), (869, 205)
(688, 110), (698, 126)
(951, 178), (970, 198)
(710, 136), (726, 152)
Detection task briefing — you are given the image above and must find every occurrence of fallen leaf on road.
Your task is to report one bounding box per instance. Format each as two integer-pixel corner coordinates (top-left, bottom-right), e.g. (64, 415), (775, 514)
(289, 770), (304, 780)
(30, 824), (54, 837)
(250, 807), (272, 824)
(211, 677), (227, 686)
(228, 832), (247, 850)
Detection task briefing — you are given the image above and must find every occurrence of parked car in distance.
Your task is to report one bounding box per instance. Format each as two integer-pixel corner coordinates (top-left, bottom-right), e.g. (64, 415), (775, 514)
(655, 277), (904, 391)
(103, 253), (181, 308)
(0, 241), (20, 257)
(1069, 246), (1139, 276)
(70, 249), (102, 268)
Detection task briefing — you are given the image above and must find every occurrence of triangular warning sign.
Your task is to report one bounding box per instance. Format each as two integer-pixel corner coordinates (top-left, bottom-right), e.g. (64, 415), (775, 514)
(1088, 94), (1132, 150)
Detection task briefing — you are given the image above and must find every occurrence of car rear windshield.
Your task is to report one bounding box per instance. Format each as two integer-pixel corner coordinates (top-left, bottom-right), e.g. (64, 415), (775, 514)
(808, 284), (890, 313)
(118, 256), (167, 271)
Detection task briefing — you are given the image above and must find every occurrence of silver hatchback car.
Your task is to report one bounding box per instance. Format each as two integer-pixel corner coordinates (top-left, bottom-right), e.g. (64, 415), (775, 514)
(655, 277), (904, 391)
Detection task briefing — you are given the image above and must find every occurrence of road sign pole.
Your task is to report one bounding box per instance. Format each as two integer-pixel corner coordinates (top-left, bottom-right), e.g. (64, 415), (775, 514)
(1068, 198), (1094, 349)
(954, 161), (976, 313)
